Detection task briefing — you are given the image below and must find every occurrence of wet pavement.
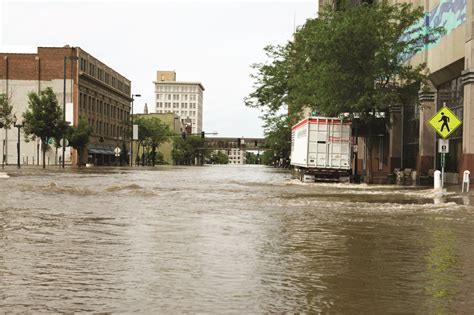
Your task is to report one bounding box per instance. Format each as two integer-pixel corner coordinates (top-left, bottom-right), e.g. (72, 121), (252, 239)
(1, 165), (474, 313)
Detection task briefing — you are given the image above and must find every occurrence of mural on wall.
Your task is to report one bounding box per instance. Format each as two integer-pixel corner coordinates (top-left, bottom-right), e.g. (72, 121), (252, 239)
(400, 0), (466, 61)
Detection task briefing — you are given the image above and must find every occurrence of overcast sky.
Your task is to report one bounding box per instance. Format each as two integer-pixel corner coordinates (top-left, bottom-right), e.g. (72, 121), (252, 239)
(1, 0), (317, 137)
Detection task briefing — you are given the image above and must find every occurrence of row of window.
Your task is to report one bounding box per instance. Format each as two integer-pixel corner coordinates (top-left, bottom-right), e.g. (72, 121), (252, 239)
(157, 102), (197, 109)
(79, 57), (130, 95)
(155, 110), (196, 117)
(156, 94), (197, 101)
(79, 92), (129, 122)
(87, 118), (126, 138)
(156, 85), (199, 92)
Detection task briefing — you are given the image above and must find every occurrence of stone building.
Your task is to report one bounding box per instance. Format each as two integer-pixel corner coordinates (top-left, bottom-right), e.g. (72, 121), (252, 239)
(154, 70), (204, 134)
(0, 46), (131, 166)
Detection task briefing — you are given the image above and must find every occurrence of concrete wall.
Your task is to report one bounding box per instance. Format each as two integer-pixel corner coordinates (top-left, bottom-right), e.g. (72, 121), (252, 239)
(0, 79), (73, 166)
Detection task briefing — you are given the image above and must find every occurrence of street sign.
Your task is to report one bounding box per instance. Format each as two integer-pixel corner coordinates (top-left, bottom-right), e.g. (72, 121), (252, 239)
(114, 146), (121, 157)
(428, 105), (462, 139)
(438, 139), (449, 154)
(133, 124), (138, 140)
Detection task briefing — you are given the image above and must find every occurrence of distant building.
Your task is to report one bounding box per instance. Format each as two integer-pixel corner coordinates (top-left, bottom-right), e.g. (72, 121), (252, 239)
(153, 70), (204, 134)
(0, 46), (132, 166)
(228, 148), (245, 165)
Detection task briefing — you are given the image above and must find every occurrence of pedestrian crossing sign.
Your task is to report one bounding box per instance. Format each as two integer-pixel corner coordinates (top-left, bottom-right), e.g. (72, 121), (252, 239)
(428, 106), (462, 139)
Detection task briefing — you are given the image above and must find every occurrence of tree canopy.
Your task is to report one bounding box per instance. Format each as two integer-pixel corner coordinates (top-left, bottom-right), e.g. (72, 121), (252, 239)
(246, 2), (444, 179)
(134, 116), (171, 166)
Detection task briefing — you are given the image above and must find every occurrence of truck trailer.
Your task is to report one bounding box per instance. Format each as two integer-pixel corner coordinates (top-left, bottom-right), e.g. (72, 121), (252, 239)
(291, 116), (352, 182)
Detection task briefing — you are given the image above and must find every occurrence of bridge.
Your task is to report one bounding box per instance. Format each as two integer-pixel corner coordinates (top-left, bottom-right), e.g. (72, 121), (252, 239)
(204, 137), (267, 150)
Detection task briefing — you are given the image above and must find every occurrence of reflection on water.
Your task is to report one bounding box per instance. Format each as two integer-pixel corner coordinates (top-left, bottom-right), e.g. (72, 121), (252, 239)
(1, 165), (474, 313)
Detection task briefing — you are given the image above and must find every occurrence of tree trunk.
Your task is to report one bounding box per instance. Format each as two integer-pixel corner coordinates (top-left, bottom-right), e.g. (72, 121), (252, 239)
(365, 136), (373, 184)
(42, 141), (46, 169)
(77, 147), (82, 167)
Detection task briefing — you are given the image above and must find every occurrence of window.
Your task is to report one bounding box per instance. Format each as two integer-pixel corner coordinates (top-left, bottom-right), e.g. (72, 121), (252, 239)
(80, 58), (86, 71)
(166, 94), (171, 100)
(161, 74), (165, 81)
(190, 95), (196, 101)
(173, 102), (179, 108)
(157, 102), (163, 108)
(181, 103), (188, 109)
(165, 102), (171, 108)
(182, 94), (188, 101)
(190, 103), (196, 109)
(181, 111), (187, 116)
(157, 94), (162, 100)
(173, 94), (179, 100)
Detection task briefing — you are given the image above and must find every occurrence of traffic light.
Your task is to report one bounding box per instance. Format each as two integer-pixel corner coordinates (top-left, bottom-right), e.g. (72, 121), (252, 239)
(237, 138), (241, 147)
(201, 131), (205, 139)
(254, 140), (258, 147)
(181, 131), (186, 139)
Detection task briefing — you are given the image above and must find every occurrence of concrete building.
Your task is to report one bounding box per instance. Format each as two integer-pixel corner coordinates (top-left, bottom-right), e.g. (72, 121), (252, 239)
(228, 148), (245, 165)
(153, 70), (204, 134)
(132, 112), (185, 165)
(0, 46), (132, 166)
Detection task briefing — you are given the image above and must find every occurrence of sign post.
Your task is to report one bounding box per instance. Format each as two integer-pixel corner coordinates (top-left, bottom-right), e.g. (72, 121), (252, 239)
(428, 104), (462, 188)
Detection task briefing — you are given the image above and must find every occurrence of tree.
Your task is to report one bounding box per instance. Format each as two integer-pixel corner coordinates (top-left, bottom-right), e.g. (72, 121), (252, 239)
(172, 136), (207, 165)
(68, 117), (92, 167)
(134, 117), (171, 166)
(247, 2), (444, 182)
(23, 87), (68, 168)
(0, 93), (13, 167)
(209, 151), (229, 164)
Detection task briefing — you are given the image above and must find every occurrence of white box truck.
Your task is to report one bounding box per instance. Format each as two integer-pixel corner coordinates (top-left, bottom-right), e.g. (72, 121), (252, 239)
(291, 116), (352, 181)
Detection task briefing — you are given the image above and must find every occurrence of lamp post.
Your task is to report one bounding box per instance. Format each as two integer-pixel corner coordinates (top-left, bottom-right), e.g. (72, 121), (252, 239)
(130, 94), (141, 167)
(62, 54), (79, 168)
(13, 114), (23, 169)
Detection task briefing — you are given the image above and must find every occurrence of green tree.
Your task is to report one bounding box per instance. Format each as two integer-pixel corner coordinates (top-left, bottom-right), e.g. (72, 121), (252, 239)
(23, 87), (68, 168)
(0, 93), (13, 167)
(135, 117), (171, 166)
(68, 117), (92, 167)
(172, 136), (207, 165)
(209, 151), (229, 164)
(247, 2), (443, 182)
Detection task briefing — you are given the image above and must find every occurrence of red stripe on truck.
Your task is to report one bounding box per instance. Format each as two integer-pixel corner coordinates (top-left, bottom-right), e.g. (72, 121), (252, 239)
(292, 118), (350, 131)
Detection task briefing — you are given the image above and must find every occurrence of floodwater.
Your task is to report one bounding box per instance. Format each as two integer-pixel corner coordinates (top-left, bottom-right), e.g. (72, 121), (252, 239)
(1, 165), (474, 313)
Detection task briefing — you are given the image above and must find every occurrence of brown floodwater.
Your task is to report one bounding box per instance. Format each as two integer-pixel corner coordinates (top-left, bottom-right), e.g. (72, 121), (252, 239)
(1, 165), (474, 313)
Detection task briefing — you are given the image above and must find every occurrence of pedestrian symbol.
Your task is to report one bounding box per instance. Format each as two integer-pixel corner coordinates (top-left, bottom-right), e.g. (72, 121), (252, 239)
(428, 106), (462, 139)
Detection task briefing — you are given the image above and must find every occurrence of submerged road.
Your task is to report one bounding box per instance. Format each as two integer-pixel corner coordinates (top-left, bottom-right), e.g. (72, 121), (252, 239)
(1, 165), (474, 313)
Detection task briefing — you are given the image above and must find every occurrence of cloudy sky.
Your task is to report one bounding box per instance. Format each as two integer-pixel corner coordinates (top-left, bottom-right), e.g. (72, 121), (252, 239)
(1, 0), (317, 137)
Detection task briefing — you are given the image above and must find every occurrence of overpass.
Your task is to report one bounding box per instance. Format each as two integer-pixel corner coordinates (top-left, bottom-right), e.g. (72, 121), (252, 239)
(204, 137), (267, 150)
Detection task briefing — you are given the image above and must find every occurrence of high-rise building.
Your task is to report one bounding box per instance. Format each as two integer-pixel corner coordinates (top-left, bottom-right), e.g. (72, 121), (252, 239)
(0, 46), (131, 166)
(154, 70), (204, 134)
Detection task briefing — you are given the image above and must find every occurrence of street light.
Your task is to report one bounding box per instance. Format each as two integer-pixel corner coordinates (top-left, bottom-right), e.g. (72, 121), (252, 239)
(130, 94), (141, 167)
(12, 114), (23, 169)
(62, 54), (79, 168)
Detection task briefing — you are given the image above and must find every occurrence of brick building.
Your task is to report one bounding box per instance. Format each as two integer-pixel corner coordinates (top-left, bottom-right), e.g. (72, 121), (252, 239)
(0, 46), (132, 166)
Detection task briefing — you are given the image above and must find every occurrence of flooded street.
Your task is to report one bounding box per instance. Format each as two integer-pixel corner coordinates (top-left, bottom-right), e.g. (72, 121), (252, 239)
(2, 165), (474, 313)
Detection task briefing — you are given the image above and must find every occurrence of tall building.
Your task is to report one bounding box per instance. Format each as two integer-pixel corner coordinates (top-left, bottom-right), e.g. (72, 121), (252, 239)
(154, 70), (204, 134)
(0, 46), (132, 166)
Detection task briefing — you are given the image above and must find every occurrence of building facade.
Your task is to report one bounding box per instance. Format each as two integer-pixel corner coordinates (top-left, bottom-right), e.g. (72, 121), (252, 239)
(0, 46), (132, 166)
(154, 70), (204, 134)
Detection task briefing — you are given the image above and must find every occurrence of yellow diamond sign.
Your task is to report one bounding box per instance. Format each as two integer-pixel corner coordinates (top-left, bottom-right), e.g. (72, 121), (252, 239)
(428, 106), (462, 139)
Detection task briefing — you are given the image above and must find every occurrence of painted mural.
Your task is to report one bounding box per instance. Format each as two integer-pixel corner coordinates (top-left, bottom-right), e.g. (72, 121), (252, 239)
(401, 0), (466, 61)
